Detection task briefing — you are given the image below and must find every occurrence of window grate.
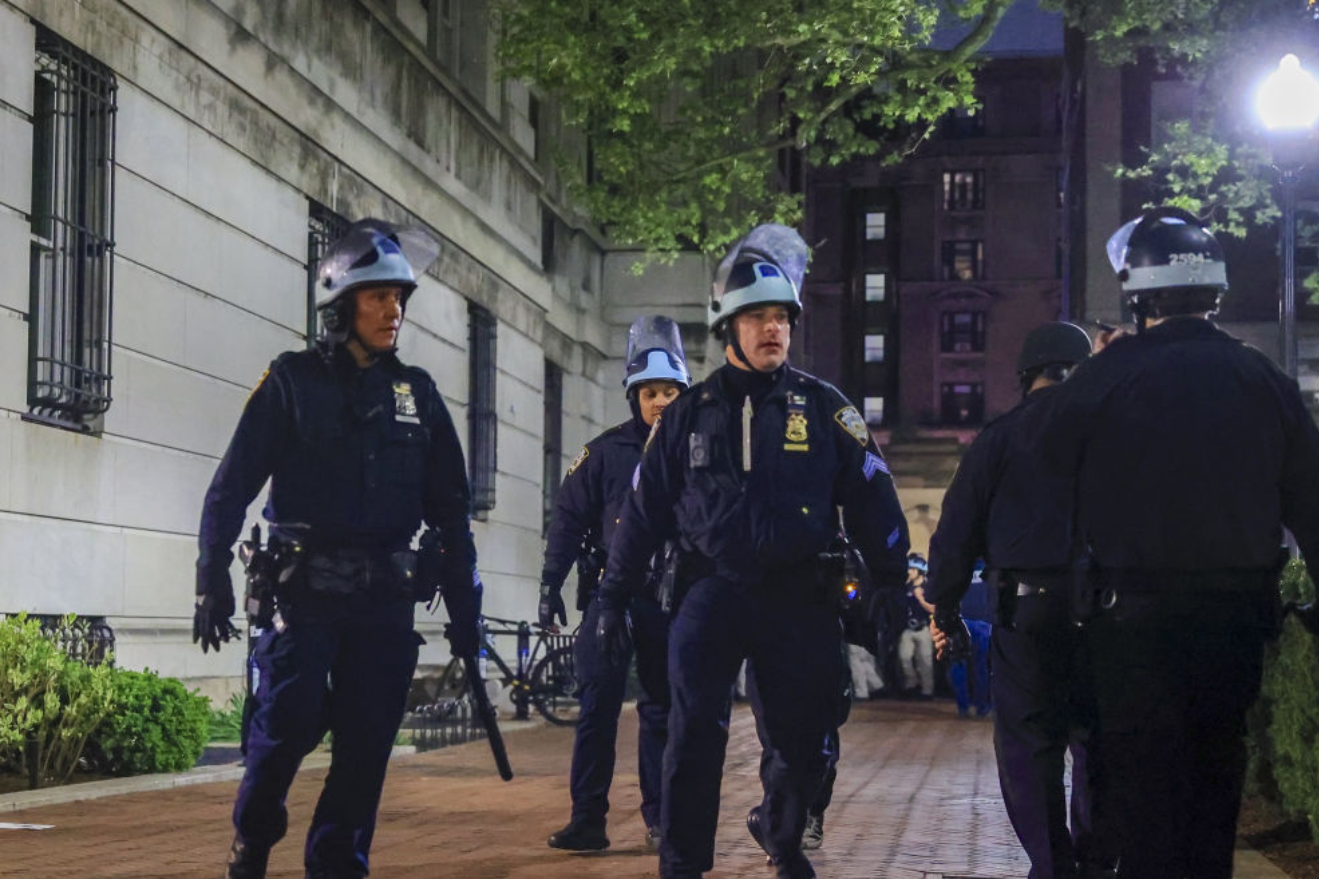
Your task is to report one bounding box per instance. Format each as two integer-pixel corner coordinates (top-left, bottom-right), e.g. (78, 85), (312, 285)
(468, 303), (498, 514)
(305, 201), (351, 344)
(26, 27), (117, 431)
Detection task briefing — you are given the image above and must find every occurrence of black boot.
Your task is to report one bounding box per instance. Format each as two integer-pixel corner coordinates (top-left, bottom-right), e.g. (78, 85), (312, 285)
(746, 806), (775, 866)
(224, 837), (269, 879)
(547, 820), (610, 851)
(775, 850), (817, 879)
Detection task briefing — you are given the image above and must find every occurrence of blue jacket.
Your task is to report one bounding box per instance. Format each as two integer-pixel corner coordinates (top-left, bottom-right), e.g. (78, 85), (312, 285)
(599, 363), (910, 600)
(540, 418), (649, 591)
(196, 344), (474, 590)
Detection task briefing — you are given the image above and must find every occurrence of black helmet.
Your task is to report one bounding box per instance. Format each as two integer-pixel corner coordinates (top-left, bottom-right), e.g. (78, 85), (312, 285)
(1106, 207), (1228, 298)
(1016, 322), (1092, 375)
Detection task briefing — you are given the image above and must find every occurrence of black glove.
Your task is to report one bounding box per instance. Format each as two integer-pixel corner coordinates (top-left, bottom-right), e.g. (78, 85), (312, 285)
(442, 569), (484, 659)
(539, 583), (567, 629)
(1285, 601), (1319, 637)
(193, 566), (240, 654)
(933, 605), (971, 663)
(595, 597), (631, 668)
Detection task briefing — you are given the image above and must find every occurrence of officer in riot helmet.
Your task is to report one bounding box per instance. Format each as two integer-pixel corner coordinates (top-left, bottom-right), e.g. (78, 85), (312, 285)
(541, 315), (690, 853)
(927, 321), (1116, 878)
(594, 224), (911, 879)
(1036, 207), (1319, 878)
(195, 218), (483, 879)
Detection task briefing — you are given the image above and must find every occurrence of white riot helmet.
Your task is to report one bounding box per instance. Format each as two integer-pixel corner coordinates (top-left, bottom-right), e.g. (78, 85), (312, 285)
(708, 224), (808, 338)
(315, 218), (440, 342)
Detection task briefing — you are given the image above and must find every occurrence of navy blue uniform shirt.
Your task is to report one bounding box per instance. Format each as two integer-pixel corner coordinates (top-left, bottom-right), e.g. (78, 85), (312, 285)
(196, 344), (474, 587)
(599, 363), (910, 599)
(541, 418), (649, 591)
(1038, 318), (1319, 572)
(926, 385), (1074, 607)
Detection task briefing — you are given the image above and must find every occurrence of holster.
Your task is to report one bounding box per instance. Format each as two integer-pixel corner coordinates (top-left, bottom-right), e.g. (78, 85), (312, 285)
(993, 569), (1018, 629)
(575, 545), (607, 611)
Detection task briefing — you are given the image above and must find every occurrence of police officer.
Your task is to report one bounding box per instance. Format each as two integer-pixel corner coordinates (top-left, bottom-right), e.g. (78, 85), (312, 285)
(1035, 207), (1319, 878)
(926, 322), (1113, 878)
(194, 219), (483, 879)
(593, 224), (911, 879)
(541, 315), (691, 852)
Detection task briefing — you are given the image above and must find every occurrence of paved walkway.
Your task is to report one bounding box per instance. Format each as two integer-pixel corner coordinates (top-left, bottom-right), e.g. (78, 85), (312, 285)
(0, 700), (1285, 879)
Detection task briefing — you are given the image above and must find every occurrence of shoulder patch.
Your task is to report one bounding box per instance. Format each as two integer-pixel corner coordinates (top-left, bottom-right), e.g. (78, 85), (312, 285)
(834, 406), (870, 447)
(566, 446), (589, 476)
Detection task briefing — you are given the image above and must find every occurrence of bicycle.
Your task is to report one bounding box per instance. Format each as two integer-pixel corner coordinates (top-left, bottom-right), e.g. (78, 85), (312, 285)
(434, 615), (581, 726)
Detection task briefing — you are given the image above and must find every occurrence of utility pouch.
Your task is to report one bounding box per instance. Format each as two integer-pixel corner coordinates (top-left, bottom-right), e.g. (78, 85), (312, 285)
(575, 545), (607, 611)
(304, 553), (370, 596)
(1071, 550), (1102, 625)
(994, 570), (1018, 630)
(388, 549), (422, 601)
(655, 543), (679, 614)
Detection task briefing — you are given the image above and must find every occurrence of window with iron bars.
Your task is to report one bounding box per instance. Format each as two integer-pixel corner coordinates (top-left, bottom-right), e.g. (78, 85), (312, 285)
(942, 170), (985, 211)
(468, 303), (498, 515)
(542, 360), (563, 536)
(26, 27), (117, 433)
(306, 202), (351, 344)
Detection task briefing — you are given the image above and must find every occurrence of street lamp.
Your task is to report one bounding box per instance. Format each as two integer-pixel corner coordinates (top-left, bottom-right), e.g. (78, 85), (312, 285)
(1256, 53), (1319, 379)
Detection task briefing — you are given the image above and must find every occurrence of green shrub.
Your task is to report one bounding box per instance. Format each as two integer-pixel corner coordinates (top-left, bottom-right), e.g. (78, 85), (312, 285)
(1253, 560), (1319, 838)
(0, 613), (116, 786)
(208, 691), (246, 744)
(87, 669), (211, 775)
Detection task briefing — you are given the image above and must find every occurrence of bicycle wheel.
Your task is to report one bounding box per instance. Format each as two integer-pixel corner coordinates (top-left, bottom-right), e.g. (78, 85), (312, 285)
(436, 657), (467, 700)
(530, 645), (581, 726)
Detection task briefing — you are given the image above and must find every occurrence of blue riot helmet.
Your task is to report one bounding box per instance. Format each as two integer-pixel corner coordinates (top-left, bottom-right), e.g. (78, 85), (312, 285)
(1106, 207), (1226, 329)
(623, 315), (691, 393)
(315, 218), (441, 343)
(709, 224), (809, 339)
(907, 553), (928, 574)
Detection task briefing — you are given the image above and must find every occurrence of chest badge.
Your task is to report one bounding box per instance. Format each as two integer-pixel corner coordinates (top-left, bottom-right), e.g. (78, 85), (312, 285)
(785, 412), (808, 443)
(393, 381), (420, 423)
(784, 397), (809, 451)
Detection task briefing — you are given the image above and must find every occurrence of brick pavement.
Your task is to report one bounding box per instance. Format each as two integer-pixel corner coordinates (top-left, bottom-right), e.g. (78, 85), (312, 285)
(0, 700), (1283, 879)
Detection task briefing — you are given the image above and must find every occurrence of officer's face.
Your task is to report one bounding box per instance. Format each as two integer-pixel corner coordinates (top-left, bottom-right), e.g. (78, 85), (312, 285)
(636, 381), (681, 427)
(728, 306), (792, 371)
(353, 286), (406, 352)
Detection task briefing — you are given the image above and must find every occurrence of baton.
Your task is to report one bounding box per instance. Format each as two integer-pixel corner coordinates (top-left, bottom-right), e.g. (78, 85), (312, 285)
(462, 655), (514, 781)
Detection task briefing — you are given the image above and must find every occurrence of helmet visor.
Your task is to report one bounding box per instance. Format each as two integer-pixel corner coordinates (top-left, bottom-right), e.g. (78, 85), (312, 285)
(1105, 216), (1141, 274)
(712, 224), (809, 300)
(318, 219), (441, 292)
(624, 315), (690, 388)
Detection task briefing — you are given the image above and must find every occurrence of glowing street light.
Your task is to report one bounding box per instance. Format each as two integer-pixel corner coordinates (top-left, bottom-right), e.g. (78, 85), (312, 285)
(1255, 54), (1319, 379)
(1257, 54), (1319, 133)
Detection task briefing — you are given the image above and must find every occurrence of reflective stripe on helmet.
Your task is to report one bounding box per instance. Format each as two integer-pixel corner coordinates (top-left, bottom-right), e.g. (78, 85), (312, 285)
(1124, 260), (1227, 293)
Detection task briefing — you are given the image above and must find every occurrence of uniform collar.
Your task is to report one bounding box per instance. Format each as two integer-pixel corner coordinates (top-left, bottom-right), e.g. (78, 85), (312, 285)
(1144, 316), (1223, 341)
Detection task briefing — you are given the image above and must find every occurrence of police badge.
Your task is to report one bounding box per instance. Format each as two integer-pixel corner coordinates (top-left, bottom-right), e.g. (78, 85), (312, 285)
(393, 382), (420, 423)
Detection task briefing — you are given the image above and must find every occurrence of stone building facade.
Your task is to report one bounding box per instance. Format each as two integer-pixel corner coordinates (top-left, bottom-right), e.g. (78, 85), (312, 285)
(0, 0), (706, 697)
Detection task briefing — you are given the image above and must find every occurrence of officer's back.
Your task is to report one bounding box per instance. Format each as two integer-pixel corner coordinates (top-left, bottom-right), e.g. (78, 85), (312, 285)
(1043, 318), (1319, 569)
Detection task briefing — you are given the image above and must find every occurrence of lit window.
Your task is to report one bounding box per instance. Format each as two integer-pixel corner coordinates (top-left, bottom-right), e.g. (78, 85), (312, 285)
(863, 397), (885, 425)
(942, 170), (985, 211)
(864, 211), (886, 241)
(864, 334), (886, 363)
(941, 240), (984, 281)
(864, 273), (886, 302)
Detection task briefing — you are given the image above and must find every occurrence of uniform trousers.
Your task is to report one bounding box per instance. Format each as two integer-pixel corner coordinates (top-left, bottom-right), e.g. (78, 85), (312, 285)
(234, 594), (418, 877)
(1088, 592), (1266, 879)
(660, 575), (844, 878)
(993, 590), (1109, 879)
(569, 594), (670, 829)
